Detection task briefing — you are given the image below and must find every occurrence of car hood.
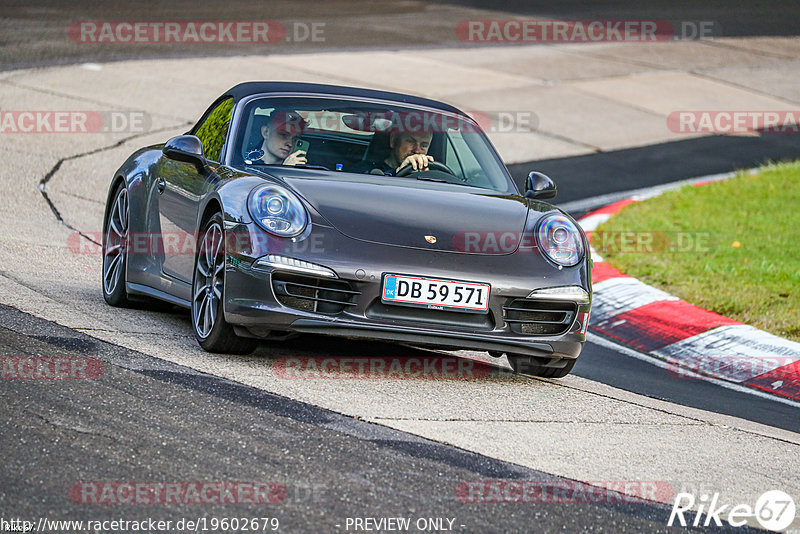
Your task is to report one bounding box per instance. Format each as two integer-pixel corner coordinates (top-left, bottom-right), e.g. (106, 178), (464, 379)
(272, 171), (533, 255)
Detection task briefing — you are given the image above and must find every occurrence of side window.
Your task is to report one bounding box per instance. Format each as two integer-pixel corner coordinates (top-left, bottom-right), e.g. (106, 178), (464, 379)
(445, 130), (482, 180)
(194, 98), (234, 163)
(443, 135), (465, 179)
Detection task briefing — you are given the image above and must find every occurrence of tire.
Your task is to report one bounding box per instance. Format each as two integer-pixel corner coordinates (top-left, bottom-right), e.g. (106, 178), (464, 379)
(507, 354), (577, 378)
(102, 182), (133, 307)
(191, 212), (258, 354)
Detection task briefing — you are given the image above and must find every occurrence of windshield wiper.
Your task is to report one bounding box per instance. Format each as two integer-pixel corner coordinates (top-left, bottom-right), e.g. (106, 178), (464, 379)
(294, 164), (330, 171)
(415, 175), (448, 183)
(415, 175), (475, 187)
(246, 163), (330, 171)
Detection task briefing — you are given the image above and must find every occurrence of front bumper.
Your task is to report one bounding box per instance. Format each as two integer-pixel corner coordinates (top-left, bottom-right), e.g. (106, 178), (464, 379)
(223, 224), (590, 359)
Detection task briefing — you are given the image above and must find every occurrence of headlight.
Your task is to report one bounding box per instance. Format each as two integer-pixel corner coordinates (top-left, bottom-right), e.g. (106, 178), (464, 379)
(537, 213), (584, 267)
(247, 184), (308, 237)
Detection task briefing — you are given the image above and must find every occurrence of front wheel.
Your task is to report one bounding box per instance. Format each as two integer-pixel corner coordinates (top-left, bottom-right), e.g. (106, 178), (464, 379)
(191, 212), (258, 354)
(507, 354), (577, 378)
(102, 182), (133, 307)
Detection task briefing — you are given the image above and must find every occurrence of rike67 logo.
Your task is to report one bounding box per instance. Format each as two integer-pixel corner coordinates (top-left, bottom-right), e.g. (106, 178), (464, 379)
(669, 490), (796, 531)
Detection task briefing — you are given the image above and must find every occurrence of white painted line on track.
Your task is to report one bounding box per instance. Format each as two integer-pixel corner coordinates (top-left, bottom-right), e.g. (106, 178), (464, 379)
(559, 169), (747, 214)
(576, 212), (611, 232)
(653, 325), (800, 383)
(591, 277), (679, 322)
(587, 332), (800, 409)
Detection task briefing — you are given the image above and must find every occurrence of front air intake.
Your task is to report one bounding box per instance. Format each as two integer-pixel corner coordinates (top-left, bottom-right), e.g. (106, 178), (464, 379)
(502, 299), (577, 336)
(272, 273), (360, 314)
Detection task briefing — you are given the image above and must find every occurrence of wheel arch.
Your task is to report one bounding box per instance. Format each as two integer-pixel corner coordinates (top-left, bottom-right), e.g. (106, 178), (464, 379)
(102, 175), (127, 232)
(199, 196), (224, 228)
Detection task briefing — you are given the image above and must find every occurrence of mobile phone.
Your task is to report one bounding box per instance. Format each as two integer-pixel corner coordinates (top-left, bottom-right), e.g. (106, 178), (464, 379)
(294, 139), (310, 154)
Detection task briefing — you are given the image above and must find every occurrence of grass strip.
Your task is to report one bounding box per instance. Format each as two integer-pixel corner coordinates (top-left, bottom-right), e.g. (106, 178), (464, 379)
(594, 161), (800, 342)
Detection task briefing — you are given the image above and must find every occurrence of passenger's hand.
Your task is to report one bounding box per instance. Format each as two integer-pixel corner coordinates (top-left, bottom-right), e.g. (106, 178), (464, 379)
(283, 150), (307, 166)
(397, 154), (433, 173)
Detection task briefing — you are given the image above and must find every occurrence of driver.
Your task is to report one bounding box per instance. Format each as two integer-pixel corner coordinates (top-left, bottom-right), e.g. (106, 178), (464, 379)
(246, 110), (307, 166)
(385, 131), (434, 174)
(357, 130), (434, 176)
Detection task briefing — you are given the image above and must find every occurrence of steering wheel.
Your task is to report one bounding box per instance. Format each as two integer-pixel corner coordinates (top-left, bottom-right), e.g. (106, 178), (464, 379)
(395, 160), (457, 178)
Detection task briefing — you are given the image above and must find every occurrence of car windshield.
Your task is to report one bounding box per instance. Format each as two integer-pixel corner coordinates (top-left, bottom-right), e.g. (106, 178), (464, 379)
(231, 96), (516, 193)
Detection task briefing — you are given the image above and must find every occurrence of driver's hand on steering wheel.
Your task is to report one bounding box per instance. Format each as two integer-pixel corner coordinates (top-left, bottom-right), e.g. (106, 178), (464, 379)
(397, 154), (433, 173)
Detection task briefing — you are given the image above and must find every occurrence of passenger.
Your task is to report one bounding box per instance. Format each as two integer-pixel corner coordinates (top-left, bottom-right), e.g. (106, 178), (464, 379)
(246, 110), (307, 166)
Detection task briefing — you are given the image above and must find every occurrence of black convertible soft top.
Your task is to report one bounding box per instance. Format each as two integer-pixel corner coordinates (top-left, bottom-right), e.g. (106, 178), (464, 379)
(223, 81), (464, 115)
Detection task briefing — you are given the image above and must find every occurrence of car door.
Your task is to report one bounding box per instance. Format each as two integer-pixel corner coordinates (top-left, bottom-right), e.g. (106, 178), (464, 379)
(157, 97), (234, 283)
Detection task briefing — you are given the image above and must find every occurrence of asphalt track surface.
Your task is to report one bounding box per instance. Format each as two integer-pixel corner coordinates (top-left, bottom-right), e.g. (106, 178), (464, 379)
(3, 0), (800, 70)
(1, 1), (799, 532)
(508, 133), (800, 209)
(3, 303), (737, 533)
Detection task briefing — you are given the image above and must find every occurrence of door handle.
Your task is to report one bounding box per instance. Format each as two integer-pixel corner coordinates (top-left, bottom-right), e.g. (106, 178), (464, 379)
(157, 178), (166, 194)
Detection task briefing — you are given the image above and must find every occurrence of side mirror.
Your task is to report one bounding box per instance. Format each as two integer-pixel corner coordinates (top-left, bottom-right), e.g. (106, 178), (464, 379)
(524, 171), (557, 200)
(163, 135), (208, 171)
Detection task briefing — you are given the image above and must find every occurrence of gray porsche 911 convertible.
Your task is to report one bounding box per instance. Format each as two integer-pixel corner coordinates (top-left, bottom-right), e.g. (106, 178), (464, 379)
(102, 82), (591, 377)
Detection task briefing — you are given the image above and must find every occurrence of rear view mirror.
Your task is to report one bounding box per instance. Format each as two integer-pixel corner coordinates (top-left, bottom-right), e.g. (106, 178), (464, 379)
(163, 135), (208, 172)
(525, 171), (557, 200)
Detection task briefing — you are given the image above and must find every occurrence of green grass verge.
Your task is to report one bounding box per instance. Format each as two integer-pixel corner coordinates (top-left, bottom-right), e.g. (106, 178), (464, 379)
(593, 161), (800, 342)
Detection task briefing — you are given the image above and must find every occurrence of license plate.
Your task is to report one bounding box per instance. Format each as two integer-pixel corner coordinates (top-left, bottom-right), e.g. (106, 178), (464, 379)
(381, 274), (490, 313)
